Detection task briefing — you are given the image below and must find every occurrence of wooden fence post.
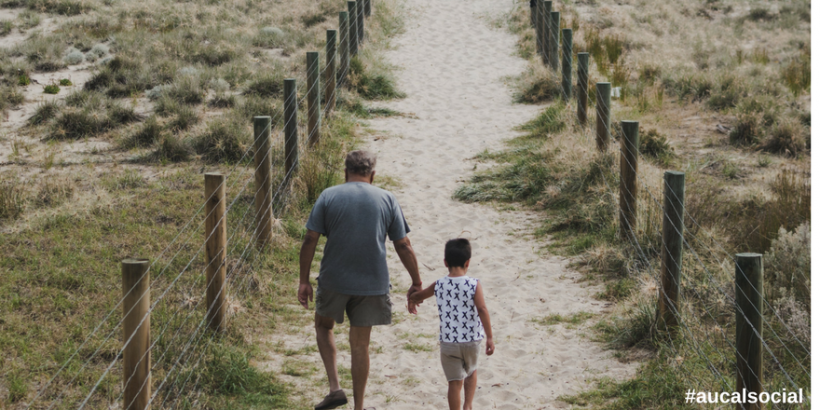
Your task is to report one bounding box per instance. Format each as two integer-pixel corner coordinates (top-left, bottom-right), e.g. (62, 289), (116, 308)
(122, 258), (150, 410)
(356, 0), (364, 44)
(535, 0), (544, 64)
(530, 0), (535, 28)
(659, 171), (684, 333)
(364, 0), (371, 17)
(284, 79), (299, 181)
(735, 253), (763, 410)
(338, 11), (349, 86)
(204, 173), (226, 332)
(619, 120), (639, 239)
(561, 28), (572, 101)
(307, 52), (321, 145)
(253, 117), (273, 248)
(577, 52), (589, 124)
(542, 1), (552, 66)
(595, 82), (611, 152)
(348, 1), (358, 56)
(549, 11), (560, 71)
(324, 30), (337, 117)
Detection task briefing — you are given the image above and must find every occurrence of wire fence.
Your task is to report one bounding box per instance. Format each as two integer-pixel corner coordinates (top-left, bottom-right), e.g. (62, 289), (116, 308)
(22, 1), (372, 408)
(529, 0), (810, 406)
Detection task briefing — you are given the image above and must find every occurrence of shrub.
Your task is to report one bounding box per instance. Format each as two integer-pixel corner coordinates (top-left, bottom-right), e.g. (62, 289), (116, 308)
(208, 94), (236, 108)
(35, 60), (65, 72)
(28, 100), (61, 126)
(782, 51), (810, 96)
(63, 48), (84, 65)
(0, 20), (11, 37)
(348, 57), (405, 100)
(65, 89), (104, 108)
(59, 78), (72, 86)
(166, 76), (204, 105)
(168, 105), (199, 131)
(18, 74), (31, 86)
(729, 112), (761, 145)
(244, 73), (284, 98)
(194, 118), (250, 163)
(88, 43), (109, 59)
(706, 74), (743, 110)
(43, 84), (60, 94)
(191, 45), (235, 67)
(748, 7), (776, 21)
(154, 134), (191, 162)
(107, 103), (143, 126)
(764, 223), (810, 309)
(33, 178), (74, 207)
(126, 116), (163, 147)
(0, 177), (27, 221)
(253, 26), (286, 48)
(640, 128), (674, 164)
(759, 118), (806, 156)
(50, 108), (106, 139)
(514, 64), (562, 103)
(84, 70), (114, 91)
(237, 95), (280, 124)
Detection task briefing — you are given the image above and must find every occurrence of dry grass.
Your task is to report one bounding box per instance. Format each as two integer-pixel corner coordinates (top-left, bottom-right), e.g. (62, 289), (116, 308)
(473, 1), (811, 408)
(0, 0), (405, 407)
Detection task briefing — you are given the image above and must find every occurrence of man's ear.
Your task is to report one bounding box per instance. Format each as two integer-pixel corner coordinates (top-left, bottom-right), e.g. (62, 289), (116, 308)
(444, 259), (450, 268)
(370, 171), (376, 184)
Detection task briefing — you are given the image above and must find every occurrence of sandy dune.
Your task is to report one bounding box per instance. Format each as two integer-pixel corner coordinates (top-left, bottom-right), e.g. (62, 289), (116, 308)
(261, 0), (635, 408)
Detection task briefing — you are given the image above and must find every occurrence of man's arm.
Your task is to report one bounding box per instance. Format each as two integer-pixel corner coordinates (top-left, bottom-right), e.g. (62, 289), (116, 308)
(474, 281), (494, 355)
(298, 229), (321, 309)
(393, 236), (422, 288)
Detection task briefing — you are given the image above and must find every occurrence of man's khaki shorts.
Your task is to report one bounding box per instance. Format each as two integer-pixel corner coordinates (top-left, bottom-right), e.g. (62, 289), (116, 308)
(315, 287), (392, 327)
(440, 340), (481, 381)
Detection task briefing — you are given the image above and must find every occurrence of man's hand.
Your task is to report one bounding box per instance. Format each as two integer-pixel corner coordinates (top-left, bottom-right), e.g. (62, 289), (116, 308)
(406, 282), (423, 312)
(485, 338), (495, 356)
(298, 283), (313, 309)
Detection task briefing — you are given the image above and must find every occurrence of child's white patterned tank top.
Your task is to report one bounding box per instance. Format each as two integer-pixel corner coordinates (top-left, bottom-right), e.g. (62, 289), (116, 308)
(434, 276), (485, 343)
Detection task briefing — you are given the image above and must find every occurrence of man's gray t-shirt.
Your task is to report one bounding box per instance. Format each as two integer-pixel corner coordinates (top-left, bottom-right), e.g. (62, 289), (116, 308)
(306, 182), (410, 296)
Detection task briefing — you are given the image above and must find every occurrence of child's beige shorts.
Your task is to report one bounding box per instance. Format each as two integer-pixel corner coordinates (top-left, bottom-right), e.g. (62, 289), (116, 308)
(440, 340), (481, 381)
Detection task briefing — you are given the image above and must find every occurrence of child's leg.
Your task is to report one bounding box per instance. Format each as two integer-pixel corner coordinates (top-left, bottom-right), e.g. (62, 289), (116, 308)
(462, 370), (477, 410)
(448, 380), (464, 410)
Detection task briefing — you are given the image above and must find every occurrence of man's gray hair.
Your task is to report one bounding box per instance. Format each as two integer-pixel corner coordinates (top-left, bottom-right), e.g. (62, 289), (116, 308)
(345, 150), (377, 176)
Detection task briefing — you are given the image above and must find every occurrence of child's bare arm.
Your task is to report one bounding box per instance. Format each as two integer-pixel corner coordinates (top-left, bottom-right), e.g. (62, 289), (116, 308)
(474, 281), (494, 355)
(409, 283), (435, 305)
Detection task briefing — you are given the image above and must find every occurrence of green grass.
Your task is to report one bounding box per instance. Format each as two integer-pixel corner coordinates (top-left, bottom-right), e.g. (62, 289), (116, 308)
(402, 342), (433, 353)
(532, 311), (594, 326)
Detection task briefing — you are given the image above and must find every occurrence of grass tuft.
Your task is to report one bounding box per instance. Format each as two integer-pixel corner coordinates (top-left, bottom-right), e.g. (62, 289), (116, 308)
(28, 100), (61, 126)
(194, 118), (250, 163)
(348, 57), (405, 100)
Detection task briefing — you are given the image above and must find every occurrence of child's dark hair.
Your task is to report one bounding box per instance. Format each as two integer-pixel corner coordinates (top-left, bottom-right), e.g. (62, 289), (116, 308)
(444, 238), (471, 268)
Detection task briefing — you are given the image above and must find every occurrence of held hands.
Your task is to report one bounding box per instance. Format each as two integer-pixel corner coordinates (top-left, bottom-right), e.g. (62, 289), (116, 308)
(485, 338), (495, 356)
(298, 283), (313, 309)
(406, 283), (423, 314)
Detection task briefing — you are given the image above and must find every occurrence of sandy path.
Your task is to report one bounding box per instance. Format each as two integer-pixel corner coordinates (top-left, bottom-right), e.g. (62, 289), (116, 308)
(356, 0), (636, 409)
(260, 0), (635, 408)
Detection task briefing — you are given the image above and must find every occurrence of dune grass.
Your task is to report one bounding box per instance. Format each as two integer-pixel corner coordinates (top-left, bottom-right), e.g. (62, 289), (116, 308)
(467, 1), (811, 408)
(0, 0), (406, 407)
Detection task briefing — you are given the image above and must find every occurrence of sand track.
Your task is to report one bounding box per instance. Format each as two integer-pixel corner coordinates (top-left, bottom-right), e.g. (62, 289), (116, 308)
(361, 0), (635, 408)
(262, 0), (635, 408)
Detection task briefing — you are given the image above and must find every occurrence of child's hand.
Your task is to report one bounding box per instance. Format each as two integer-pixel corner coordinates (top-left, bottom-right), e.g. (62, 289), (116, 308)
(485, 338), (495, 356)
(407, 299), (418, 314)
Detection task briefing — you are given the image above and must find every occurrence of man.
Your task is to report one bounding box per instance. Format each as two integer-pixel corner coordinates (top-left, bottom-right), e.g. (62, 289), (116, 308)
(298, 150), (422, 410)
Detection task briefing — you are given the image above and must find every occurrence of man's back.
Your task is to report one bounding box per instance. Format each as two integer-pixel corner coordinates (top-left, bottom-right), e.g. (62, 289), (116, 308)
(306, 182), (409, 295)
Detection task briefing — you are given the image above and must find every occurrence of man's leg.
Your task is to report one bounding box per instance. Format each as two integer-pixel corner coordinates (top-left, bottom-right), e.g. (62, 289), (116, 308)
(448, 380), (464, 410)
(315, 313), (341, 393)
(349, 325), (372, 410)
(463, 370), (477, 410)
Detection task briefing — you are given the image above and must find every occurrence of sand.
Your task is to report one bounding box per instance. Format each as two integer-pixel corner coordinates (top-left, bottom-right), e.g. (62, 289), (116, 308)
(260, 0), (636, 408)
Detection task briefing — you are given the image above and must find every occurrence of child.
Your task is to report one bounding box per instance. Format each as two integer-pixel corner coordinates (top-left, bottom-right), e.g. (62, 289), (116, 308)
(409, 238), (494, 410)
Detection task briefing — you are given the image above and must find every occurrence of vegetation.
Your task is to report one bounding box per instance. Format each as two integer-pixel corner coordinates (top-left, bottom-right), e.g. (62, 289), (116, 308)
(0, 0), (405, 407)
(476, 2), (811, 408)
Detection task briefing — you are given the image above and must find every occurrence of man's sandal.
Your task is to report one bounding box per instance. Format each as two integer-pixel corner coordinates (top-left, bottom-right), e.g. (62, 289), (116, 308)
(314, 389), (348, 410)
